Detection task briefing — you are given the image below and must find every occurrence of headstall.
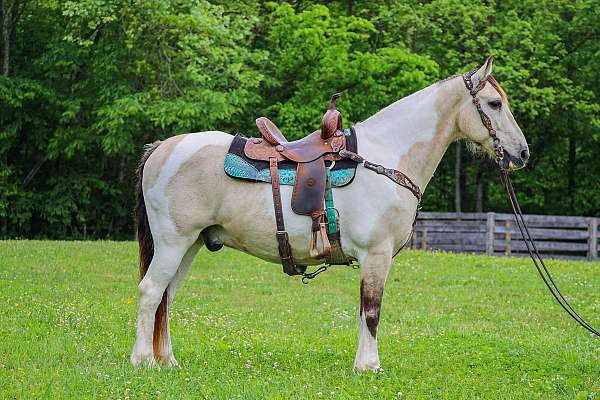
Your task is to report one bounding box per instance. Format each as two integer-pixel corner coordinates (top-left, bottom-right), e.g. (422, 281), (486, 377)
(462, 69), (505, 165)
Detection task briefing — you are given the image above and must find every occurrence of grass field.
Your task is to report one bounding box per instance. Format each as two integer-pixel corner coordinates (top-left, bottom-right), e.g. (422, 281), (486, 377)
(0, 241), (598, 399)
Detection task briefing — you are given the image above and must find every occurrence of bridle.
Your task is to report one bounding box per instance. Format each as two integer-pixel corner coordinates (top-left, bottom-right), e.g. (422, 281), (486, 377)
(463, 69), (600, 337)
(462, 69), (505, 165)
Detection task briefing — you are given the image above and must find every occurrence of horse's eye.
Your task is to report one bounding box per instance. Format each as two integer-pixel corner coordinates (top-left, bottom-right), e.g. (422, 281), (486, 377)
(488, 100), (502, 109)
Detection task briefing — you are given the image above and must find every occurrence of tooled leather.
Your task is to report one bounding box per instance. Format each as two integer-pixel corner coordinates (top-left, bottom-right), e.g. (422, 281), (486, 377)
(256, 117), (287, 145)
(321, 109), (342, 139)
(250, 93), (352, 268)
(270, 158), (297, 275)
(291, 158), (326, 216)
(269, 158), (285, 231)
(282, 131), (344, 162)
(244, 131), (346, 163)
(244, 139), (286, 161)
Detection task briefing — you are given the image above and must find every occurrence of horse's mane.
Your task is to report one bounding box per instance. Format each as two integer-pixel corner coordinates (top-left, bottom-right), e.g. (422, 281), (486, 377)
(436, 73), (461, 84)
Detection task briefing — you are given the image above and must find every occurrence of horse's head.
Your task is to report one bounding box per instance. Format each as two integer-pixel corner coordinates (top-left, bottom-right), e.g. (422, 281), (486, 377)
(457, 57), (529, 170)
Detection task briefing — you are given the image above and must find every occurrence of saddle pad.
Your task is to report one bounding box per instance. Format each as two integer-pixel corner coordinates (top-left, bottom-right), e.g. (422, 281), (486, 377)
(224, 128), (358, 187)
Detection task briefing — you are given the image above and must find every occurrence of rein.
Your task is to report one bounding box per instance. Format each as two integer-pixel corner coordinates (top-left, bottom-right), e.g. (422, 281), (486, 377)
(501, 170), (600, 337)
(463, 69), (600, 337)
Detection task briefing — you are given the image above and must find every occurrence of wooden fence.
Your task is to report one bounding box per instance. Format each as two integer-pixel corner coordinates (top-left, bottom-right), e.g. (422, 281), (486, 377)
(410, 212), (599, 261)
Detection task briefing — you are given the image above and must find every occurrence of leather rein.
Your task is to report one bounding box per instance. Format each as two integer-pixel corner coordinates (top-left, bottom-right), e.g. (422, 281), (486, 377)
(463, 70), (600, 337)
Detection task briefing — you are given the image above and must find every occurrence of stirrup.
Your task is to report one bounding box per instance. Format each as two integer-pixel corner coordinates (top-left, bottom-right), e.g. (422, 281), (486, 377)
(309, 217), (331, 258)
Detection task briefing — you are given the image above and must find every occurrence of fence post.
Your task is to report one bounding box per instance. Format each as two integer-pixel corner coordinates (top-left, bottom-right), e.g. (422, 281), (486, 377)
(588, 218), (598, 261)
(504, 220), (512, 255)
(486, 212), (495, 255)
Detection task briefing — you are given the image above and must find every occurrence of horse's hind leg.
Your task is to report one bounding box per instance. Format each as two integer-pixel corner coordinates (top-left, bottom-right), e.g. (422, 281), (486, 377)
(130, 236), (197, 367)
(354, 250), (392, 372)
(158, 241), (203, 368)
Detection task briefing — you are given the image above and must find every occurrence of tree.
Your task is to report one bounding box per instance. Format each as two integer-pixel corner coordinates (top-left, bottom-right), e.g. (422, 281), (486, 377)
(1, 0), (265, 238)
(259, 3), (438, 139)
(1, 0), (599, 239)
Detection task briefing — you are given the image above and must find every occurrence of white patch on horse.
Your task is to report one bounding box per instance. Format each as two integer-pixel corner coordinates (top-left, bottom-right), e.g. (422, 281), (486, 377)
(354, 311), (380, 372)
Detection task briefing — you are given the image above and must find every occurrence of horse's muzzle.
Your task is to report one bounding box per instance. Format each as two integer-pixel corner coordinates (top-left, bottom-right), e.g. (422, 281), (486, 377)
(501, 146), (529, 170)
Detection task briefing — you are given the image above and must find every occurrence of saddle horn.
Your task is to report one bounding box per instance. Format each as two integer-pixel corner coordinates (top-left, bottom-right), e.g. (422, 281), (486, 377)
(321, 93), (343, 140)
(329, 93), (341, 109)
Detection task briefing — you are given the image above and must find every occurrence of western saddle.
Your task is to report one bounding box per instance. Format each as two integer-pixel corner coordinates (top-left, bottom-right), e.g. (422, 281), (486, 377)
(241, 93), (422, 278)
(243, 94), (348, 275)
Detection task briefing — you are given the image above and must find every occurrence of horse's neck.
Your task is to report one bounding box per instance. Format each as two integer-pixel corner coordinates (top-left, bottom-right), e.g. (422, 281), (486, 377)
(355, 78), (462, 191)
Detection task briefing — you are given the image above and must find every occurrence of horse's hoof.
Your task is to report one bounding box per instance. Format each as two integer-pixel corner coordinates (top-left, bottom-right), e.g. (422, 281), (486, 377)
(162, 355), (181, 369)
(353, 362), (381, 373)
(131, 352), (158, 368)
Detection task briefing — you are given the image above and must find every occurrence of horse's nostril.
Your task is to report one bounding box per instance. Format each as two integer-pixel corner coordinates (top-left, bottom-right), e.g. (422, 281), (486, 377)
(520, 148), (530, 161)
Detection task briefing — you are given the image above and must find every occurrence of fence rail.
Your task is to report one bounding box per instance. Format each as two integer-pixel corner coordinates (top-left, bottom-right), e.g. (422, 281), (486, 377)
(409, 212), (599, 261)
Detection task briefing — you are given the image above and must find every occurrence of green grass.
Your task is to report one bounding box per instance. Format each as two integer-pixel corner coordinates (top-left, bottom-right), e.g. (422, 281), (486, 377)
(0, 241), (598, 399)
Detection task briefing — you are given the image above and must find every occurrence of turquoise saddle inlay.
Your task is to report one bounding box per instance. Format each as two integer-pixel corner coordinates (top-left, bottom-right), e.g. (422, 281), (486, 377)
(224, 153), (355, 187)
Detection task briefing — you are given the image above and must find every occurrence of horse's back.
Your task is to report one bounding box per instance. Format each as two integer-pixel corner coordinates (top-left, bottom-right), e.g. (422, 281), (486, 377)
(143, 131), (231, 190)
(142, 131), (233, 236)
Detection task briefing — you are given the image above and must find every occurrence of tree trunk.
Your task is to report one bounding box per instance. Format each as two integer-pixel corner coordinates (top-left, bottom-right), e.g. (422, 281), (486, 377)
(0, 0), (14, 236)
(568, 133), (576, 212)
(475, 160), (485, 212)
(454, 141), (461, 213)
(1, 0), (14, 76)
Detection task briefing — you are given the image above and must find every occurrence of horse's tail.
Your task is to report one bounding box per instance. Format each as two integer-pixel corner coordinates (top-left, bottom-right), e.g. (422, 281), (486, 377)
(135, 141), (161, 279)
(134, 141), (168, 359)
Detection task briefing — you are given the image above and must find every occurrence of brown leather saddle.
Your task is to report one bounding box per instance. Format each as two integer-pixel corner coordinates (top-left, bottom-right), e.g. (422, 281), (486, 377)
(243, 94), (349, 275)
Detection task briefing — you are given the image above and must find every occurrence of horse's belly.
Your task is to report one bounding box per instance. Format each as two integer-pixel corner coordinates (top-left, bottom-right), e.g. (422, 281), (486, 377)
(214, 182), (326, 266)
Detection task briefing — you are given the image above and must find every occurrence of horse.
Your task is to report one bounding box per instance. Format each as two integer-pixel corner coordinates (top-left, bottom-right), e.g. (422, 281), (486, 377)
(130, 57), (529, 371)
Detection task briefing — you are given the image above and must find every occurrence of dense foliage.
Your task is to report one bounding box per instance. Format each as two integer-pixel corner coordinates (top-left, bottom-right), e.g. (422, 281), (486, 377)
(2, 0), (599, 239)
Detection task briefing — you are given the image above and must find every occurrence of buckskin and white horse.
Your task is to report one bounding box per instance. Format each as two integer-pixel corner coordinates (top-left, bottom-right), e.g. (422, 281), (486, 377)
(130, 58), (529, 371)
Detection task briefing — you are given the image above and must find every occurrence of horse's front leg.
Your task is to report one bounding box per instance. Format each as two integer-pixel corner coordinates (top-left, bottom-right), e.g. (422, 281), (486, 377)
(354, 250), (392, 372)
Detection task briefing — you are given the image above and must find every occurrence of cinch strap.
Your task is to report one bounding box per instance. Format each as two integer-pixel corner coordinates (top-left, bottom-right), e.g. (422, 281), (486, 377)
(325, 166), (337, 234)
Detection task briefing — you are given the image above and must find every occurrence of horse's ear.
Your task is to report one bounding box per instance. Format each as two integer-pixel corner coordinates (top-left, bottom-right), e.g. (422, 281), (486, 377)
(471, 56), (494, 88)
